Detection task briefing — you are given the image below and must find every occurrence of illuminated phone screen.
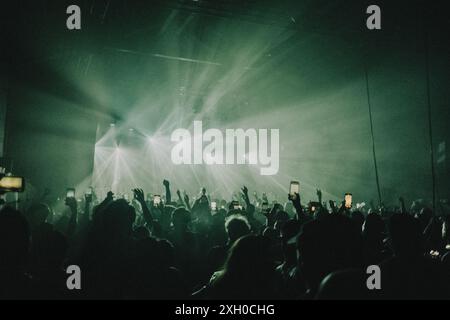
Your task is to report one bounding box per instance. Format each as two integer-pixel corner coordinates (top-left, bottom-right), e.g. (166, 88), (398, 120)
(66, 188), (75, 198)
(290, 181), (299, 195)
(0, 177), (25, 192)
(345, 193), (352, 208)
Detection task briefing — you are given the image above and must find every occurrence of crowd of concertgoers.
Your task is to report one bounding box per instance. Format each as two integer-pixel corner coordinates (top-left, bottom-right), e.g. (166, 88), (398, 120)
(0, 179), (449, 300)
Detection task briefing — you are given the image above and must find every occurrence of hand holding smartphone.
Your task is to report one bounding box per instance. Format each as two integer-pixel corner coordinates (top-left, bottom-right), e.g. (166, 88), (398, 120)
(0, 176), (25, 193)
(289, 181), (299, 200)
(66, 188), (75, 199)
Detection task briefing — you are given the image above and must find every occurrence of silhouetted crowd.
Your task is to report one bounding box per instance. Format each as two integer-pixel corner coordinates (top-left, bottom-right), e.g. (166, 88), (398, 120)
(1, 180), (449, 300)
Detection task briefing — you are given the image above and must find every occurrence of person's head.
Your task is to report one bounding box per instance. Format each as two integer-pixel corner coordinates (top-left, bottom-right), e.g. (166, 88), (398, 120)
(224, 214), (251, 244)
(362, 212), (385, 239)
(296, 219), (331, 289)
(280, 219), (301, 262)
(102, 199), (136, 239)
(262, 227), (279, 242)
(163, 205), (176, 218)
(388, 213), (422, 258)
(171, 207), (190, 231)
(223, 235), (271, 278)
(443, 215), (450, 244)
(0, 207), (30, 271)
(416, 207), (433, 232)
(314, 207), (329, 221)
(274, 210), (290, 232)
(135, 237), (159, 269)
(213, 208), (227, 221)
(284, 202), (294, 215)
(32, 226), (68, 271)
(226, 208), (244, 217)
(133, 225), (150, 240)
(297, 214), (362, 292)
(351, 211), (365, 233)
(316, 269), (374, 300)
(26, 203), (51, 230)
(157, 239), (175, 268)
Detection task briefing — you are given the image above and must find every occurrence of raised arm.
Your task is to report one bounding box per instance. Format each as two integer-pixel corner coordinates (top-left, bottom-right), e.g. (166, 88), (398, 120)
(65, 197), (78, 238)
(183, 192), (192, 211)
(316, 189), (322, 204)
(241, 186), (255, 216)
(176, 189), (183, 205)
(288, 192), (303, 218)
(82, 192), (92, 224)
(329, 200), (337, 214)
(399, 197), (407, 214)
(163, 179), (171, 204)
(133, 188), (153, 228)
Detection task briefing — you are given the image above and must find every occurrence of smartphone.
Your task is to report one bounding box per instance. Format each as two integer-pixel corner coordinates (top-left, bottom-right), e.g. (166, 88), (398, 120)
(153, 194), (161, 205)
(0, 176), (25, 192)
(289, 181), (300, 197)
(66, 188), (75, 199)
(211, 201), (217, 211)
(345, 193), (352, 209)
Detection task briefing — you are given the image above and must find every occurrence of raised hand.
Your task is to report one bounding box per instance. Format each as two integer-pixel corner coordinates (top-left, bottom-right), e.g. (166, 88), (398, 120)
(106, 191), (114, 201)
(337, 199), (347, 214)
(133, 188), (153, 228)
(316, 189), (322, 202)
(288, 192), (302, 216)
(163, 179), (170, 188)
(65, 196), (78, 237)
(133, 188), (145, 203)
(184, 193), (190, 206)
